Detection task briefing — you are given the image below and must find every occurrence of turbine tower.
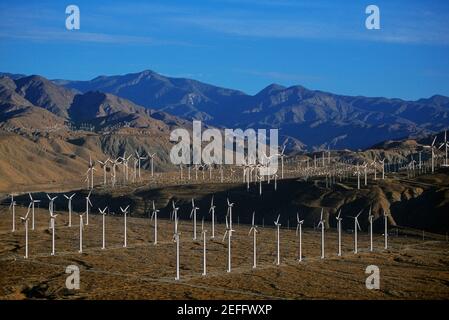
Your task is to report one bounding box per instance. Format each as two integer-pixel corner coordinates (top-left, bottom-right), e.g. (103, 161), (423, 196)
(383, 210), (390, 249)
(201, 218), (207, 276)
(20, 204), (32, 259)
(173, 215), (181, 281)
(63, 193), (76, 227)
(296, 213), (304, 262)
(222, 213), (235, 273)
(28, 193), (40, 231)
(352, 210), (362, 254)
(190, 199), (199, 240)
(317, 209), (325, 259)
(49, 211), (58, 256)
(150, 201), (160, 245)
(120, 205), (130, 248)
(209, 196), (216, 239)
(9, 194), (16, 232)
(336, 209), (343, 256)
(99, 207), (108, 249)
(248, 212), (258, 269)
(79, 212), (86, 253)
(368, 207), (374, 252)
(274, 214), (281, 265)
(85, 190), (93, 225)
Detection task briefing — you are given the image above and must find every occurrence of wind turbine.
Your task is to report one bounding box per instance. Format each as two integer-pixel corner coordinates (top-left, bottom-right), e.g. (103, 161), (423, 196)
(368, 207), (374, 252)
(78, 212), (86, 253)
(120, 205), (130, 248)
(424, 136), (437, 173)
(248, 212), (258, 269)
(222, 213), (235, 273)
(135, 150), (147, 180)
(354, 165), (362, 190)
(148, 152), (156, 177)
(317, 209), (325, 259)
(47, 194), (57, 216)
(150, 200), (159, 245)
(296, 213), (304, 262)
(20, 204), (32, 259)
(49, 210), (58, 256)
(63, 193), (76, 227)
(28, 193), (40, 231)
(439, 130), (449, 166)
(379, 158), (386, 179)
(336, 209), (343, 256)
(173, 214), (181, 281)
(383, 210), (390, 249)
(99, 207), (108, 249)
(190, 199), (199, 240)
(363, 163), (368, 186)
(85, 190), (93, 225)
(278, 145), (286, 179)
(88, 155), (96, 189)
(352, 210), (362, 254)
(98, 158), (110, 185)
(226, 198), (234, 230)
(209, 196), (216, 239)
(201, 218), (207, 276)
(274, 214), (281, 265)
(9, 194), (16, 232)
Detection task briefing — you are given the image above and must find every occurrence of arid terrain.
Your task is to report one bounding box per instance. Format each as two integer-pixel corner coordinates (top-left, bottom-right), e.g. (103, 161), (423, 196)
(1, 175), (449, 300)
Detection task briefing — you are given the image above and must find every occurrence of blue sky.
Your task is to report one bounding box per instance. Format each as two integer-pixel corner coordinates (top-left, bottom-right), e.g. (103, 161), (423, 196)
(0, 0), (448, 100)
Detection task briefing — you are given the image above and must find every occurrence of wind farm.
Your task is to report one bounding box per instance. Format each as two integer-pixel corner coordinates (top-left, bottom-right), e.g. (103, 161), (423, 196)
(1, 0), (449, 299)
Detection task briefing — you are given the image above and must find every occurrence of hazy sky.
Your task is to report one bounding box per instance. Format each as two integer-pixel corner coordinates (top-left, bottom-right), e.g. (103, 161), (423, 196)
(1, 0), (449, 100)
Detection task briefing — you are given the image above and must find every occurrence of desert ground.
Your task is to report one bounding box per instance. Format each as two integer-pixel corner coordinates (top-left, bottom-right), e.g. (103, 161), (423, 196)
(0, 202), (448, 300)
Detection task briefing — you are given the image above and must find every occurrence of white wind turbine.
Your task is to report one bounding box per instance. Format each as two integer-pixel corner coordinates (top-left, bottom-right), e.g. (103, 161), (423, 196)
(354, 165), (362, 190)
(63, 193), (76, 227)
(363, 163), (368, 186)
(296, 213), (304, 262)
(201, 218), (208, 276)
(20, 204), (32, 259)
(424, 136), (437, 173)
(47, 194), (57, 215)
(274, 214), (281, 265)
(352, 210), (362, 254)
(383, 210), (390, 249)
(222, 212), (235, 273)
(226, 198), (234, 230)
(28, 193), (40, 231)
(49, 210), (58, 256)
(10, 194), (16, 232)
(368, 207), (374, 252)
(98, 158), (110, 185)
(87, 155), (96, 189)
(173, 215), (181, 281)
(99, 207), (107, 249)
(248, 212), (258, 269)
(135, 150), (147, 180)
(148, 152), (156, 177)
(278, 145), (286, 179)
(379, 158), (386, 179)
(78, 212), (86, 253)
(336, 209), (343, 256)
(209, 196), (216, 239)
(317, 209), (325, 259)
(120, 205), (130, 248)
(439, 130), (449, 167)
(150, 200), (159, 245)
(85, 190), (93, 225)
(190, 199), (199, 240)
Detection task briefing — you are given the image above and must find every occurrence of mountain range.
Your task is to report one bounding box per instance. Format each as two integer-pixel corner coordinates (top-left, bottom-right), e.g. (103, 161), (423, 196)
(2, 69), (449, 151)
